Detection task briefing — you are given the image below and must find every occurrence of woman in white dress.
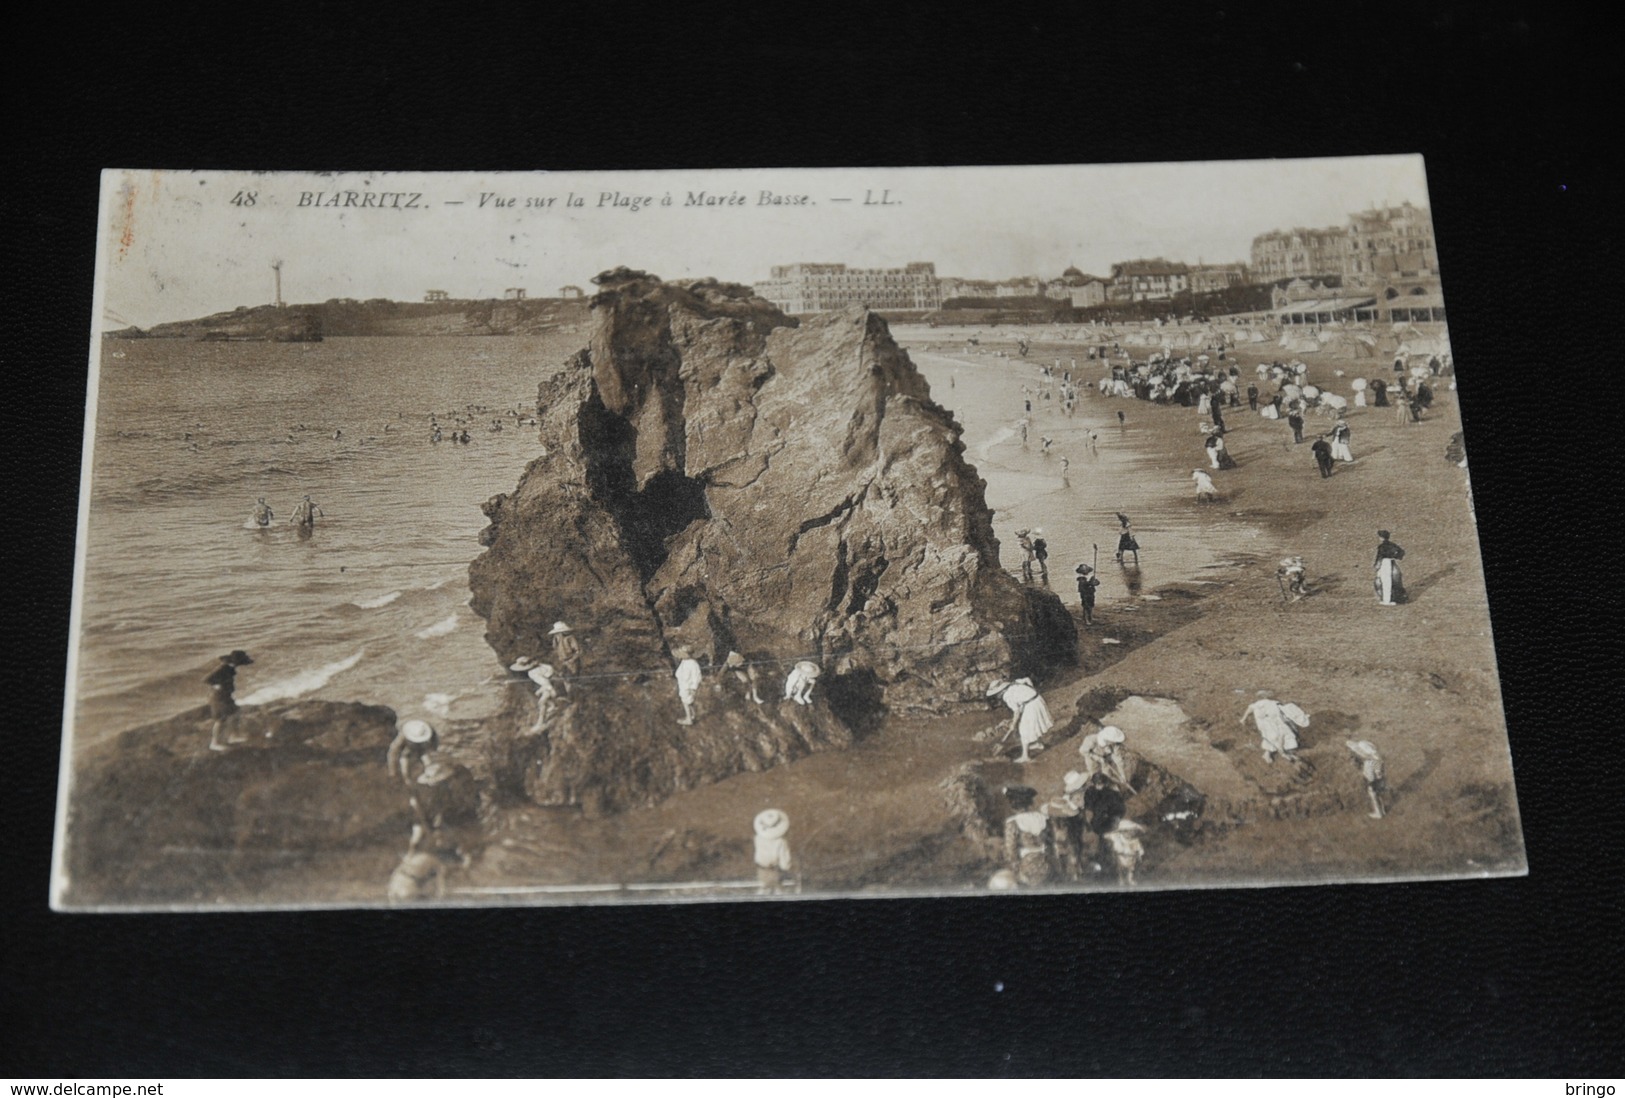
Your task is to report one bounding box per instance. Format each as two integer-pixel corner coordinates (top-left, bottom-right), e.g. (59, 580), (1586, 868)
(987, 677), (1055, 764)
(1241, 697), (1309, 763)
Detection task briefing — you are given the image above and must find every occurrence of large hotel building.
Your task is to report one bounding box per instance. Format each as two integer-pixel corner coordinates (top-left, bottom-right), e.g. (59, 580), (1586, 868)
(754, 262), (943, 313)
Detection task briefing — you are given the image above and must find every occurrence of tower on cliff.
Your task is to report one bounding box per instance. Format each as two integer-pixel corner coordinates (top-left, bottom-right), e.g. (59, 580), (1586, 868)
(272, 260), (284, 308)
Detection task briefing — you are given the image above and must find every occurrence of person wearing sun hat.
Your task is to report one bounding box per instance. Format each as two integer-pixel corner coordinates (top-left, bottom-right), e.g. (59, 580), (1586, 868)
(986, 675), (1055, 764)
(1077, 724), (1132, 790)
(386, 718), (439, 786)
(672, 645), (703, 726)
(1102, 818), (1147, 887)
(1001, 785), (1055, 887)
(547, 620), (582, 678)
(752, 809), (794, 894)
(784, 660), (821, 706)
(1041, 770), (1089, 880)
(722, 650), (765, 705)
(204, 649), (254, 752)
(509, 656), (558, 731)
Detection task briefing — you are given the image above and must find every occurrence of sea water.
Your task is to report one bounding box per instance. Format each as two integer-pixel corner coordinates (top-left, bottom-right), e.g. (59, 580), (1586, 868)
(74, 334), (582, 743)
(74, 330), (1258, 746)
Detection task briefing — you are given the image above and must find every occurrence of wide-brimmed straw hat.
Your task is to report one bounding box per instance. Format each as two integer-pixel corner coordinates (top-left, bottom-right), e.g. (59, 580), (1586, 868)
(1063, 770), (1087, 793)
(400, 718), (436, 745)
(1075, 563), (1093, 575)
(985, 678), (1011, 697)
(548, 621), (573, 635)
(1113, 818), (1146, 833)
(754, 809), (790, 838)
(671, 645), (692, 660)
(1346, 739), (1382, 761)
(793, 660), (821, 678)
(1097, 725), (1126, 745)
(724, 651), (746, 669)
(220, 650), (254, 666)
(509, 656), (539, 672)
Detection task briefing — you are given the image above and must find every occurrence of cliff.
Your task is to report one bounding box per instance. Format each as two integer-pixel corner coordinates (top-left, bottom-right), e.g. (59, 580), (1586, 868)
(467, 270), (1075, 811)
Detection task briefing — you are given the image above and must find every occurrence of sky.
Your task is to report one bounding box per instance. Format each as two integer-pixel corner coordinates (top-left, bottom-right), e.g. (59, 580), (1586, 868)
(99, 157), (1432, 328)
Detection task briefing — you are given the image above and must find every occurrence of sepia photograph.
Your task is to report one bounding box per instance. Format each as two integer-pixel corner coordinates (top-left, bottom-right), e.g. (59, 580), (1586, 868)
(54, 159), (1524, 910)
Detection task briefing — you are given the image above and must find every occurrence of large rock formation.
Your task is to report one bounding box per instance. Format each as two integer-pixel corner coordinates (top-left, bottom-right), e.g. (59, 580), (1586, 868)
(467, 270), (1076, 810)
(471, 270), (1074, 697)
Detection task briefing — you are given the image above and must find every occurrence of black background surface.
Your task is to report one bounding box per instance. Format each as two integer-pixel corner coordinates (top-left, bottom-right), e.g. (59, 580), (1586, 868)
(8, 3), (1620, 1076)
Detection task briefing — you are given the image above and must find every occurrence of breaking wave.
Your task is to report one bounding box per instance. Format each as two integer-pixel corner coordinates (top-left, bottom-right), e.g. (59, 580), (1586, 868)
(415, 614), (459, 639)
(239, 649), (365, 705)
(353, 591), (403, 609)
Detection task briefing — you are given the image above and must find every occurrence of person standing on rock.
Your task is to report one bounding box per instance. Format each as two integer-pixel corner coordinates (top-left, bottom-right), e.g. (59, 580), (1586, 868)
(987, 677), (1055, 764)
(784, 660), (821, 706)
(204, 649), (253, 752)
(548, 621), (582, 681)
(387, 718), (439, 786)
(1374, 530), (1407, 606)
(1002, 785), (1055, 887)
(1016, 529), (1038, 582)
(1042, 771), (1089, 881)
(508, 657), (558, 731)
(673, 646), (703, 726)
(1241, 696), (1309, 764)
(1077, 725), (1132, 791)
(753, 809), (795, 894)
(1346, 739), (1389, 819)
(1075, 564), (1100, 625)
(1102, 818), (1147, 887)
(722, 650), (766, 704)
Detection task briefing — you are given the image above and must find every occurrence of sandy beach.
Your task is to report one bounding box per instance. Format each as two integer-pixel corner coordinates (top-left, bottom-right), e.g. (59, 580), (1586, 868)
(443, 328), (1519, 901)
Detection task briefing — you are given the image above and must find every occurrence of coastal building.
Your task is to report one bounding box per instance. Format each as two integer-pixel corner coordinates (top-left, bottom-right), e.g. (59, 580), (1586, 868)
(1250, 227), (1348, 283)
(503, 288), (527, 301)
(559, 285), (584, 300)
(1343, 202), (1439, 292)
(1189, 263), (1250, 295)
(1069, 279), (1108, 308)
(424, 289), (450, 303)
(1107, 259), (1190, 302)
(939, 277), (1043, 302)
(755, 263), (942, 313)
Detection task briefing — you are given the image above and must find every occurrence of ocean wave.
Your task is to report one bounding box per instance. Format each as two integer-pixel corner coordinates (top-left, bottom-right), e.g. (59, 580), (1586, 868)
(353, 591), (403, 609)
(415, 614), (459, 639)
(239, 649), (364, 706)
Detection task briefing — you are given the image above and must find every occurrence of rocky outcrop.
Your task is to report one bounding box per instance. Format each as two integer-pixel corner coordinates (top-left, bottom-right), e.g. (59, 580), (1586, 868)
(470, 271), (1076, 714)
(483, 677), (853, 817)
(60, 701), (407, 906)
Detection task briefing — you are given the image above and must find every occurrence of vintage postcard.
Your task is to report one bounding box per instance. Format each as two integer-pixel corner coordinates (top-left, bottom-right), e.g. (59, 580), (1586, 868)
(54, 160), (1524, 910)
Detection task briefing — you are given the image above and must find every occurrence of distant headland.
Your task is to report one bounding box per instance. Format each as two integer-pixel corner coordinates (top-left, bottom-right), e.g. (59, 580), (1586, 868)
(105, 294), (592, 341)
